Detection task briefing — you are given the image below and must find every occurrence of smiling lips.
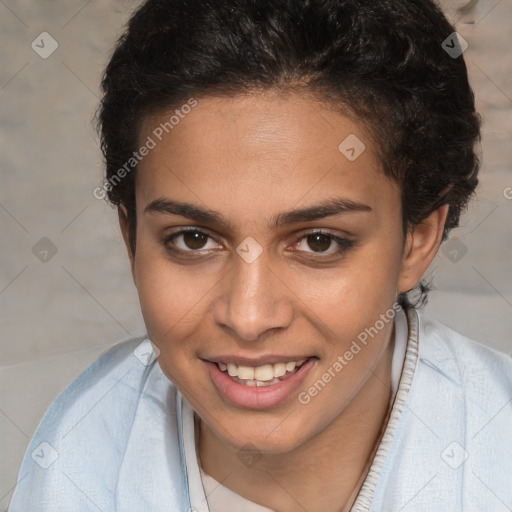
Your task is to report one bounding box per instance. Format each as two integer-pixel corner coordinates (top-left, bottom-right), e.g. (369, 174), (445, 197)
(206, 357), (316, 409)
(216, 359), (308, 387)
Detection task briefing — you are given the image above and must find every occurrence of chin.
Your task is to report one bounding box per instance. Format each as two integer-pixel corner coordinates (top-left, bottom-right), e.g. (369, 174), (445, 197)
(207, 411), (315, 454)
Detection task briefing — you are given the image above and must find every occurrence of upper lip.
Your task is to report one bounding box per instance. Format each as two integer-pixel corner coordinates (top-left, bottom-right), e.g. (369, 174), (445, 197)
(203, 355), (315, 366)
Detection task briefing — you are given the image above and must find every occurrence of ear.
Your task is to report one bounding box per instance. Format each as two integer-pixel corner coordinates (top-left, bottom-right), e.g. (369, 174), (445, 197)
(118, 204), (136, 283)
(397, 204), (449, 294)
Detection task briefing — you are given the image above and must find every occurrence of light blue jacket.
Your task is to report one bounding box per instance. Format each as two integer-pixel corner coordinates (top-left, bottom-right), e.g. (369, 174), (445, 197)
(8, 311), (512, 511)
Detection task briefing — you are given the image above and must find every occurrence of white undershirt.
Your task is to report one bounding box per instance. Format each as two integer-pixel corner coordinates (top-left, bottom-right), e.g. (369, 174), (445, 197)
(183, 309), (409, 512)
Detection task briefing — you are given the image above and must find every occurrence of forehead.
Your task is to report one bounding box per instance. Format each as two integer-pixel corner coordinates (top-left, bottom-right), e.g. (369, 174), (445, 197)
(135, 91), (398, 222)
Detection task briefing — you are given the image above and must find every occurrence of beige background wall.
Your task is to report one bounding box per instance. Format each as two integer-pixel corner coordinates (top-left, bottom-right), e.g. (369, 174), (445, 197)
(1, 0), (511, 508)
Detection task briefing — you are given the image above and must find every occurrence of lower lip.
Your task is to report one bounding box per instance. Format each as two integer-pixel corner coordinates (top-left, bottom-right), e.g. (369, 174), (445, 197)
(205, 359), (316, 409)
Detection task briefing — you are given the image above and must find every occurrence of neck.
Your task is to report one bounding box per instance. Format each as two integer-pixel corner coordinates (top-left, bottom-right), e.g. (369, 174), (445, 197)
(197, 335), (395, 512)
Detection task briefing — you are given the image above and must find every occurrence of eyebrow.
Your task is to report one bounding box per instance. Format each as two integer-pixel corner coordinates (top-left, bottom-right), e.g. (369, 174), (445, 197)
(144, 197), (372, 229)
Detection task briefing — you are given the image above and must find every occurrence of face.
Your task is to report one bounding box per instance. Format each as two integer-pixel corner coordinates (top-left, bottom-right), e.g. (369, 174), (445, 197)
(122, 91), (431, 453)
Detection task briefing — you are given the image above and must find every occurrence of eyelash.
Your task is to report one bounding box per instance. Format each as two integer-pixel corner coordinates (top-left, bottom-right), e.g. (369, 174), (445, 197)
(162, 227), (354, 260)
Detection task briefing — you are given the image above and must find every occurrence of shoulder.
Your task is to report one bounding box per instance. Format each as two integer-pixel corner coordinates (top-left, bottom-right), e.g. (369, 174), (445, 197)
(9, 336), (183, 511)
(416, 311), (512, 395)
(31, 334), (177, 445)
(38, 335), (164, 430)
(369, 311), (512, 511)
(413, 311), (512, 473)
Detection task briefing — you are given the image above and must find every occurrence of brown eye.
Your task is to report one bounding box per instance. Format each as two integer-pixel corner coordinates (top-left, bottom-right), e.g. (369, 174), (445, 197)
(182, 231), (209, 250)
(306, 233), (334, 252)
(164, 229), (220, 254)
(292, 231), (354, 259)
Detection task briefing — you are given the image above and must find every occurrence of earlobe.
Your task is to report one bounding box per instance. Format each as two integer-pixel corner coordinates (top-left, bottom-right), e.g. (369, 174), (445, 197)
(118, 204), (136, 284)
(397, 204), (449, 294)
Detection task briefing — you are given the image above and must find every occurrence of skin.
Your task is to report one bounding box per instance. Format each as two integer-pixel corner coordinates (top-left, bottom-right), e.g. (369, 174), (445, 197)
(119, 90), (448, 512)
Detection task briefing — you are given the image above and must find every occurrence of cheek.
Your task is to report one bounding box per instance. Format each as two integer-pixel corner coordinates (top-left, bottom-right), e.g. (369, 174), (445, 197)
(133, 251), (216, 395)
(289, 266), (400, 436)
(132, 241), (216, 342)
(288, 244), (403, 339)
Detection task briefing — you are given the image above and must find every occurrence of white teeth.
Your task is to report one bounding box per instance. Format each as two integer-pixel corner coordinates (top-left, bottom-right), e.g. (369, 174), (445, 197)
(273, 362), (287, 377)
(237, 366), (255, 380)
(254, 364), (274, 381)
(285, 362), (296, 372)
(218, 359), (308, 382)
(244, 379), (277, 387)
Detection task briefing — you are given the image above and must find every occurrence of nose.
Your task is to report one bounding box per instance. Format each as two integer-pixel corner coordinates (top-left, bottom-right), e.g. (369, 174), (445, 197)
(212, 250), (294, 342)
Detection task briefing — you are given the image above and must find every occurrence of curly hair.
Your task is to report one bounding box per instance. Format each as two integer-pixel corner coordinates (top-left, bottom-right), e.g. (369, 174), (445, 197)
(97, 0), (481, 310)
